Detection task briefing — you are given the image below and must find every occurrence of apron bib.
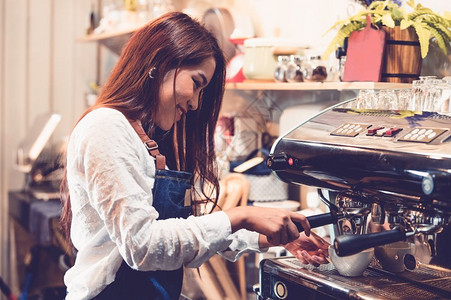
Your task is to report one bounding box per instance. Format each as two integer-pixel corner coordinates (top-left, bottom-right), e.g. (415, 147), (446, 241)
(93, 120), (192, 300)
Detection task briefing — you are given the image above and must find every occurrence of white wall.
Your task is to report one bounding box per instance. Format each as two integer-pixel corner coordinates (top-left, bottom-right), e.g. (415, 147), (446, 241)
(233, 0), (357, 49)
(0, 0), (5, 292)
(0, 0), (97, 291)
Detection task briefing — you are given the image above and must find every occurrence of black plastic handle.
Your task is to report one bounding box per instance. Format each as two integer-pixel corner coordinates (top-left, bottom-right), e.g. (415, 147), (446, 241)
(295, 212), (336, 232)
(334, 227), (406, 256)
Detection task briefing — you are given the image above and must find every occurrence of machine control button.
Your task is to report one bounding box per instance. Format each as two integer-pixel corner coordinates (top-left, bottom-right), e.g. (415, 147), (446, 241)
(383, 128), (403, 137)
(366, 126), (384, 136)
(375, 128), (390, 137)
(273, 281), (288, 299)
(428, 132), (437, 139)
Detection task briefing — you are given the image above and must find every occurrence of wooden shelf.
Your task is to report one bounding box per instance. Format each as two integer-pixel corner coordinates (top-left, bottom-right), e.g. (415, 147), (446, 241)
(77, 27), (138, 55)
(226, 81), (411, 91)
(77, 27), (138, 42)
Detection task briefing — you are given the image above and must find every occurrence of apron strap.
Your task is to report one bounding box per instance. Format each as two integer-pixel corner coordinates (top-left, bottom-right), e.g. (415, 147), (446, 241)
(128, 119), (166, 170)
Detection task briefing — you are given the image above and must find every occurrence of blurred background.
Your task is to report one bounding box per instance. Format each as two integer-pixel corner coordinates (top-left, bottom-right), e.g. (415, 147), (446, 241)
(0, 1), (449, 299)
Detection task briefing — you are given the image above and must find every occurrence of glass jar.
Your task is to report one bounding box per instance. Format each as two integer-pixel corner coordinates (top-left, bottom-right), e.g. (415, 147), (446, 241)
(274, 56), (290, 82)
(286, 55), (304, 82)
(303, 55), (328, 82)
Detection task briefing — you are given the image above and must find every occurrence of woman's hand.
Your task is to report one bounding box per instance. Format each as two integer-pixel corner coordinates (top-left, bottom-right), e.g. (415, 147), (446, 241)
(225, 206), (311, 246)
(284, 231), (330, 267)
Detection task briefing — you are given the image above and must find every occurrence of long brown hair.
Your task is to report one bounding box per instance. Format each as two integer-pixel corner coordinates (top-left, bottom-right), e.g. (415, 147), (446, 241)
(60, 12), (226, 246)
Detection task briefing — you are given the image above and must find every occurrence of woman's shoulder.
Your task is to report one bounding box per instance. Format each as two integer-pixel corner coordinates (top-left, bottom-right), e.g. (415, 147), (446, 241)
(84, 107), (126, 123)
(79, 107), (130, 130)
(73, 107), (135, 141)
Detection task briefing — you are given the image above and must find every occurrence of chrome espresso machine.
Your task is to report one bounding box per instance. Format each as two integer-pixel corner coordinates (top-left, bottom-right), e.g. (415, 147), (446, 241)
(258, 93), (451, 299)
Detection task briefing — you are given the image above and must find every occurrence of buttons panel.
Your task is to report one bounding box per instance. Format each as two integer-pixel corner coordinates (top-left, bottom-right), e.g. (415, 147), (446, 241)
(331, 123), (370, 137)
(398, 128), (447, 143)
(331, 123), (448, 144)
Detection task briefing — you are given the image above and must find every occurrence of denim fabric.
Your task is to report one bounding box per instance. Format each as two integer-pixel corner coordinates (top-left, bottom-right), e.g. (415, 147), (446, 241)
(152, 169), (193, 220)
(94, 169), (193, 300)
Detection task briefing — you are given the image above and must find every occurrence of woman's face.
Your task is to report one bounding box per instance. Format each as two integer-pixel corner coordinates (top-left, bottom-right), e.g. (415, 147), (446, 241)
(155, 57), (216, 131)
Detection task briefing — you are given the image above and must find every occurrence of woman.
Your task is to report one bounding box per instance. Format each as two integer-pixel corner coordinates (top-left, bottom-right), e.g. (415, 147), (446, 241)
(60, 12), (329, 300)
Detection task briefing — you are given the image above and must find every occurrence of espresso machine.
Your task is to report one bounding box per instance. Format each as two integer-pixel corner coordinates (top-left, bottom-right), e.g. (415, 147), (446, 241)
(258, 93), (451, 299)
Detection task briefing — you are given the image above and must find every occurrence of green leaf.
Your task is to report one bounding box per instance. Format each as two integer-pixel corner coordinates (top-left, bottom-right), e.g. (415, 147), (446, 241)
(324, 19), (347, 35)
(369, 1), (384, 10)
(408, 10), (431, 22)
(382, 14), (395, 28)
(323, 22), (364, 59)
(391, 7), (404, 21)
(427, 25), (448, 55)
(444, 11), (451, 21)
(433, 22), (451, 41)
(323, 13), (369, 35)
(406, 0), (416, 9)
(424, 16), (451, 37)
(400, 19), (414, 30)
(412, 22), (431, 58)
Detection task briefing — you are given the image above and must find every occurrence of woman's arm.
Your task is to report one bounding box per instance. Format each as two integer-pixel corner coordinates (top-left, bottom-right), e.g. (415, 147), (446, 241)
(225, 206), (311, 246)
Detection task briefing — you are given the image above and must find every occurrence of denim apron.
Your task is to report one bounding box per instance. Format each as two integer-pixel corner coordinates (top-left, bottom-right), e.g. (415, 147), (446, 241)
(93, 120), (192, 300)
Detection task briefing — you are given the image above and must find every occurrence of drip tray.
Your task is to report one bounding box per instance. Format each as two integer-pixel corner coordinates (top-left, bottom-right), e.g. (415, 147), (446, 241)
(259, 257), (451, 299)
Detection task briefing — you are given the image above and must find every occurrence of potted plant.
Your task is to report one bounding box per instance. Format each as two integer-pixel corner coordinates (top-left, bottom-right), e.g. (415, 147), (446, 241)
(323, 0), (451, 82)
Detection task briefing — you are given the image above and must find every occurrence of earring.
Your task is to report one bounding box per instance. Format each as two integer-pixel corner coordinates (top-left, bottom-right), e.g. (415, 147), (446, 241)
(148, 67), (156, 79)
